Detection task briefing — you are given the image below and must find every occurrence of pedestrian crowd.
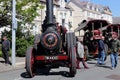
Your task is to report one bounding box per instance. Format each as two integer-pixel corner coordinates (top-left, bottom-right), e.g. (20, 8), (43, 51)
(76, 31), (120, 70)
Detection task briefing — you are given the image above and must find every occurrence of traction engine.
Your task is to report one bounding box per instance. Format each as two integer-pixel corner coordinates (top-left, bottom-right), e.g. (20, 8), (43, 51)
(25, 0), (77, 77)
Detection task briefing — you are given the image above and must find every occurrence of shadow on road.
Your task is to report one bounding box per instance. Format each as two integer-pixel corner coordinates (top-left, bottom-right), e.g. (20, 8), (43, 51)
(87, 61), (97, 64)
(0, 60), (5, 64)
(21, 67), (71, 78)
(96, 64), (111, 69)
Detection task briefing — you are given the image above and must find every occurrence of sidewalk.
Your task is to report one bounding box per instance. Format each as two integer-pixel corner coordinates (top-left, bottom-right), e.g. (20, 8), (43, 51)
(0, 57), (25, 73)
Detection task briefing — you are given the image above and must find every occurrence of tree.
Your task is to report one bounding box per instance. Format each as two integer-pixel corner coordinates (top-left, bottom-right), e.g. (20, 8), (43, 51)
(0, 0), (44, 29)
(0, 0), (45, 57)
(0, 0), (45, 38)
(0, 0), (12, 27)
(16, 0), (42, 25)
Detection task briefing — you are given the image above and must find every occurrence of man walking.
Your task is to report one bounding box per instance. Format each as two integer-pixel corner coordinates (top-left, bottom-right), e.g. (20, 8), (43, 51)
(94, 36), (105, 65)
(2, 35), (11, 65)
(109, 32), (120, 69)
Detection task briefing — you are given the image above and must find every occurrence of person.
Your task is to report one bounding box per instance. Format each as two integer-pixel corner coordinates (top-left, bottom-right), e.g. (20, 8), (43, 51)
(101, 36), (108, 61)
(76, 37), (89, 69)
(2, 35), (11, 65)
(97, 36), (106, 65)
(109, 32), (120, 69)
(83, 30), (93, 54)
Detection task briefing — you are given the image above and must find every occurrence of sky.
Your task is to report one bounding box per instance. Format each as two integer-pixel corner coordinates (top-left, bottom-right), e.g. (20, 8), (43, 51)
(89, 0), (120, 17)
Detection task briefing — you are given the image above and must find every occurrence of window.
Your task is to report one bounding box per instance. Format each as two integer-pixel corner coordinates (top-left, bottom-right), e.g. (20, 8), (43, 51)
(96, 8), (98, 11)
(87, 5), (89, 9)
(90, 6), (92, 10)
(70, 11), (72, 16)
(95, 7), (97, 11)
(68, 21), (72, 28)
(60, 12), (63, 17)
(92, 6), (94, 11)
(62, 19), (65, 26)
(64, 13), (66, 17)
(90, 13), (93, 17)
(87, 12), (90, 16)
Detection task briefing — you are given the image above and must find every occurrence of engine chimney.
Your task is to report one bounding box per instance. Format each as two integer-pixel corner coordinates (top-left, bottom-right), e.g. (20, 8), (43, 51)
(46, 0), (54, 25)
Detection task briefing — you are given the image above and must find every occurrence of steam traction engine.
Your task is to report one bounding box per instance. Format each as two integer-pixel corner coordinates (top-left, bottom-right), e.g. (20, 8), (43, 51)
(25, 0), (77, 77)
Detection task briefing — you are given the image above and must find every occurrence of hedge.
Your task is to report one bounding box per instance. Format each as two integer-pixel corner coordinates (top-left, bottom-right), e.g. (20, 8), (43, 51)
(0, 35), (34, 57)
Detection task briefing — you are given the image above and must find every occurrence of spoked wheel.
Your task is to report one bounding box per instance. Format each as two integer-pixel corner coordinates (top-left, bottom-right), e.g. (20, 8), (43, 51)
(69, 46), (76, 77)
(66, 32), (76, 77)
(26, 47), (36, 78)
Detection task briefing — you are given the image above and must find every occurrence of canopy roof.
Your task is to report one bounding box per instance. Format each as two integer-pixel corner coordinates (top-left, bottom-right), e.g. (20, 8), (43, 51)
(75, 19), (109, 32)
(107, 24), (120, 32)
(83, 19), (109, 30)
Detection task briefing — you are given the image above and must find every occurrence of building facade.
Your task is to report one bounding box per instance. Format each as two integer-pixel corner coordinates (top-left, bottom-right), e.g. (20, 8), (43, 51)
(33, 0), (73, 35)
(33, 0), (112, 35)
(68, 0), (112, 33)
(32, 0), (60, 35)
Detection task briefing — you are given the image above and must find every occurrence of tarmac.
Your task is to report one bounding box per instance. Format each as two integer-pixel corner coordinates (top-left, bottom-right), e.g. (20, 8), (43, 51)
(0, 57), (25, 73)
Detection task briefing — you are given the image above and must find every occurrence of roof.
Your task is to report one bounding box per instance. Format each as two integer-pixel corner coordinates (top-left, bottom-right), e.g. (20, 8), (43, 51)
(65, 4), (74, 11)
(113, 17), (120, 24)
(84, 19), (110, 30)
(107, 24), (120, 32)
(69, 0), (112, 14)
(69, 0), (83, 9)
(74, 21), (87, 32)
(75, 19), (110, 32)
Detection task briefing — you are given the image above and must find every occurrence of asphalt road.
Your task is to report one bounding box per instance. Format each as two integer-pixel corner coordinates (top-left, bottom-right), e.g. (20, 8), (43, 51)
(0, 55), (120, 80)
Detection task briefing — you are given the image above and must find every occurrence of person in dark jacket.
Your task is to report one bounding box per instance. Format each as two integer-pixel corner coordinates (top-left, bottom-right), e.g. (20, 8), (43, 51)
(2, 35), (10, 65)
(109, 32), (120, 69)
(97, 36), (105, 65)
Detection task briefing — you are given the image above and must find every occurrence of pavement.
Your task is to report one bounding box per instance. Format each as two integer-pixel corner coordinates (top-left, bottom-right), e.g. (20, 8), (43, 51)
(0, 57), (25, 73)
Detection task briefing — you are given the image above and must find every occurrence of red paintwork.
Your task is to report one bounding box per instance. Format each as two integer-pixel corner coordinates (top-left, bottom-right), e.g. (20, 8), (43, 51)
(35, 55), (68, 60)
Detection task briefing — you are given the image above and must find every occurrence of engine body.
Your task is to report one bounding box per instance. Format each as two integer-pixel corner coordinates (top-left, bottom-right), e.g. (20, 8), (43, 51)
(26, 0), (77, 77)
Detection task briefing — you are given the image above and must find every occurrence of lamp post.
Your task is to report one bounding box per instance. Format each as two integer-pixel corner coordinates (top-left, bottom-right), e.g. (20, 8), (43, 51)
(12, 0), (17, 66)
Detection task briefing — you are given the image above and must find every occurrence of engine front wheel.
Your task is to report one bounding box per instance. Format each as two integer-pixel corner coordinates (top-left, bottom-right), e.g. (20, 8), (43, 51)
(26, 47), (36, 78)
(69, 46), (76, 77)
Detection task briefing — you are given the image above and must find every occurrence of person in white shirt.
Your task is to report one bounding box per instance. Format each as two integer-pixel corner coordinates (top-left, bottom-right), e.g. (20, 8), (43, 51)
(76, 37), (89, 69)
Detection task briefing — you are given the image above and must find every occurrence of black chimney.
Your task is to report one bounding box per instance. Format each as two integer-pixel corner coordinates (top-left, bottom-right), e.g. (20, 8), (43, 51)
(46, 0), (54, 25)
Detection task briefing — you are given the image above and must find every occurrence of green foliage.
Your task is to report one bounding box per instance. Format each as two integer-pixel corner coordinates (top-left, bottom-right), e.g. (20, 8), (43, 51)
(0, 44), (2, 57)
(0, 0), (45, 57)
(16, 35), (34, 57)
(1, 29), (12, 40)
(2, 27), (34, 57)
(0, 0), (12, 26)
(16, 0), (45, 27)
(0, 0), (45, 27)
